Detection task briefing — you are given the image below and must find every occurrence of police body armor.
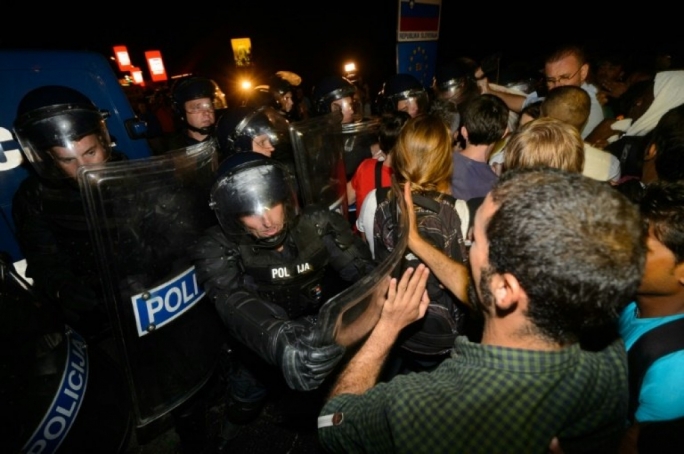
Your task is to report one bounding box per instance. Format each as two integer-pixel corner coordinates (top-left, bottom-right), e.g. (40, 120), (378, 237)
(239, 216), (330, 319)
(12, 151), (129, 295)
(77, 140), (223, 438)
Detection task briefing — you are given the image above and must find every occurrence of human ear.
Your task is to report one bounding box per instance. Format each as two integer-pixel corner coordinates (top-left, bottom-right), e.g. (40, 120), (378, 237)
(490, 272), (524, 311)
(580, 63), (589, 81)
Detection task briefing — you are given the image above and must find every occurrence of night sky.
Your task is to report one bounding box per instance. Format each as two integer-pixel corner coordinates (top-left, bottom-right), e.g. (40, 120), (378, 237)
(1, 4), (677, 98)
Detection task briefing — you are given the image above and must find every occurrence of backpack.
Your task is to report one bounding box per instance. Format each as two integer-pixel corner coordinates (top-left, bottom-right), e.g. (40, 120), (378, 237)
(373, 187), (470, 356)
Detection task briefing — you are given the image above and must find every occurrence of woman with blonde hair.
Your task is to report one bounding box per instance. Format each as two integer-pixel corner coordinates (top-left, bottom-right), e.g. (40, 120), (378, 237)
(367, 113), (476, 378)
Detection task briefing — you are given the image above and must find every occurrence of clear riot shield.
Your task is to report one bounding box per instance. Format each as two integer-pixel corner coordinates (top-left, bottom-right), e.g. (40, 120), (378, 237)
(78, 140), (224, 430)
(290, 112), (406, 351)
(318, 181), (408, 347)
(290, 113), (380, 217)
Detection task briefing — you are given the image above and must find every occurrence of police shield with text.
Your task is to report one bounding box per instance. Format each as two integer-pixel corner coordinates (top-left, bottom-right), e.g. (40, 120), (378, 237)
(78, 140), (224, 450)
(1, 253), (131, 454)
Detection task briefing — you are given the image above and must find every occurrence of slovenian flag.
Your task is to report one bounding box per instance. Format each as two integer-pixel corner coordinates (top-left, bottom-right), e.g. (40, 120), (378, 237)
(399, 0), (440, 33)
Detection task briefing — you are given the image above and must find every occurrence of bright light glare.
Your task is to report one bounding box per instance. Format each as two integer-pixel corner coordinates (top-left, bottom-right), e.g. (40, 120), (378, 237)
(241, 80), (252, 90)
(344, 62), (356, 73)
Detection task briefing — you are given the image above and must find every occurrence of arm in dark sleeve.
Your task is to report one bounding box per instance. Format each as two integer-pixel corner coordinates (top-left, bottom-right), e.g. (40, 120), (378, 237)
(216, 288), (345, 391)
(303, 205), (374, 282)
(188, 225), (243, 302)
(12, 180), (76, 299)
(190, 224), (345, 391)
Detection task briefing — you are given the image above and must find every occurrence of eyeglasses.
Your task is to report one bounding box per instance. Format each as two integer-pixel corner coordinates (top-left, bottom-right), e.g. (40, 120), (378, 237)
(185, 102), (215, 114)
(545, 67), (582, 86)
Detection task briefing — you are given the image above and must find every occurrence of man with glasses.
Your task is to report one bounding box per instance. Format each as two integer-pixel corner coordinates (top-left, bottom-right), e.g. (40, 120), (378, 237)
(479, 44), (604, 139)
(166, 76), (228, 151)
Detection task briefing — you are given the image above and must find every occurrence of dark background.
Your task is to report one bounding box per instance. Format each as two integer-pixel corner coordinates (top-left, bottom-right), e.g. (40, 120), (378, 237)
(1, 3), (678, 99)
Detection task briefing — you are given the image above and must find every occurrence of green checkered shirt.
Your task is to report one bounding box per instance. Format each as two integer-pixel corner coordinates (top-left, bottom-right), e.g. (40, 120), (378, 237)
(318, 336), (628, 453)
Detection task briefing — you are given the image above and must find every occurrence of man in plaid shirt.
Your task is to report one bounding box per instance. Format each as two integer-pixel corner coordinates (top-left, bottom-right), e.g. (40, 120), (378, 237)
(318, 168), (646, 453)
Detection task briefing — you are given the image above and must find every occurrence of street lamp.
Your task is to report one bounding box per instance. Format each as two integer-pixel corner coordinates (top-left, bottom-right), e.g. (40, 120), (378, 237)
(344, 62), (357, 82)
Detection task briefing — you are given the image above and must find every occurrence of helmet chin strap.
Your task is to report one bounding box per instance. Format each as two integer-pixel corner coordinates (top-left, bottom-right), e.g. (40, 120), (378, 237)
(186, 122), (215, 136)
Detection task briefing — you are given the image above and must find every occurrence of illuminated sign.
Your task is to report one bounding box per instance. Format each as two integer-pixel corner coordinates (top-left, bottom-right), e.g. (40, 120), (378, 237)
(145, 50), (168, 82)
(231, 38), (253, 67)
(113, 45), (133, 72)
(130, 67), (144, 85)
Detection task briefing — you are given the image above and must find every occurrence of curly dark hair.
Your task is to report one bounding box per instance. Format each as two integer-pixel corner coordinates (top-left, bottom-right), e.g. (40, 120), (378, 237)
(486, 168), (646, 344)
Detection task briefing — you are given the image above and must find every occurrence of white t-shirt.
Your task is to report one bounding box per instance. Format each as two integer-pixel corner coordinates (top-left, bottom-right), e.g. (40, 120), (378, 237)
(356, 188), (379, 259)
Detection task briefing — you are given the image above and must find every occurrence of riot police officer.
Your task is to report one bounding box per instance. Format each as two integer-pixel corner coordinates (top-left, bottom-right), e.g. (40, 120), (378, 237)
(311, 75), (379, 181)
(12, 85), (120, 339)
(376, 73), (430, 118)
(311, 75), (360, 124)
(432, 57), (481, 108)
(12, 85), (225, 453)
(190, 152), (375, 435)
(243, 73), (301, 121)
(167, 75), (227, 151)
(215, 104), (292, 163)
(261, 74), (299, 122)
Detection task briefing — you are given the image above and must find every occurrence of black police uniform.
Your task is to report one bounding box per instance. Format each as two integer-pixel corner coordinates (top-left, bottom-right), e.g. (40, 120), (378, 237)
(192, 203), (374, 391)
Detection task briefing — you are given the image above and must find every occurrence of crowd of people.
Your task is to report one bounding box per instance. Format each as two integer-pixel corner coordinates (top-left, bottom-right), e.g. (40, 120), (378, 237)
(6, 40), (684, 453)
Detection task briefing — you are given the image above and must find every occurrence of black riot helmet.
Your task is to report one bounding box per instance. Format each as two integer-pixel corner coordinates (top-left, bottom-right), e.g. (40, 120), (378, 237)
(432, 57), (480, 106)
(311, 75), (358, 117)
(171, 76), (227, 134)
(268, 75), (294, 96)
(377, 73), (429, 117)
(215, 105), (290, 158)
(13, 85), (112, 180)
(209, 152), (299, 248)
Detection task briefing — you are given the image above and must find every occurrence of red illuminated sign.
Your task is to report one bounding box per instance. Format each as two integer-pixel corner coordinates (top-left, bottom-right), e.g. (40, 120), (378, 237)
(113, 45), (133, 72)
(145, 50), (168, 82)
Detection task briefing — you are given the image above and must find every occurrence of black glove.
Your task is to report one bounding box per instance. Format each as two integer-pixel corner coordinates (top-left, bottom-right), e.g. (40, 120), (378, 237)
(278, 323), (345, 391)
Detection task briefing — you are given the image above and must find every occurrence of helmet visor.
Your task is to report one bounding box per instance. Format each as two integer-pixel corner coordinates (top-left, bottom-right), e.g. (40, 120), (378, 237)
(395, 90), (429, 117)
(14, 107), (111, 180)
(210, 161), (299, 238)
(242, 107), (290, 148)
